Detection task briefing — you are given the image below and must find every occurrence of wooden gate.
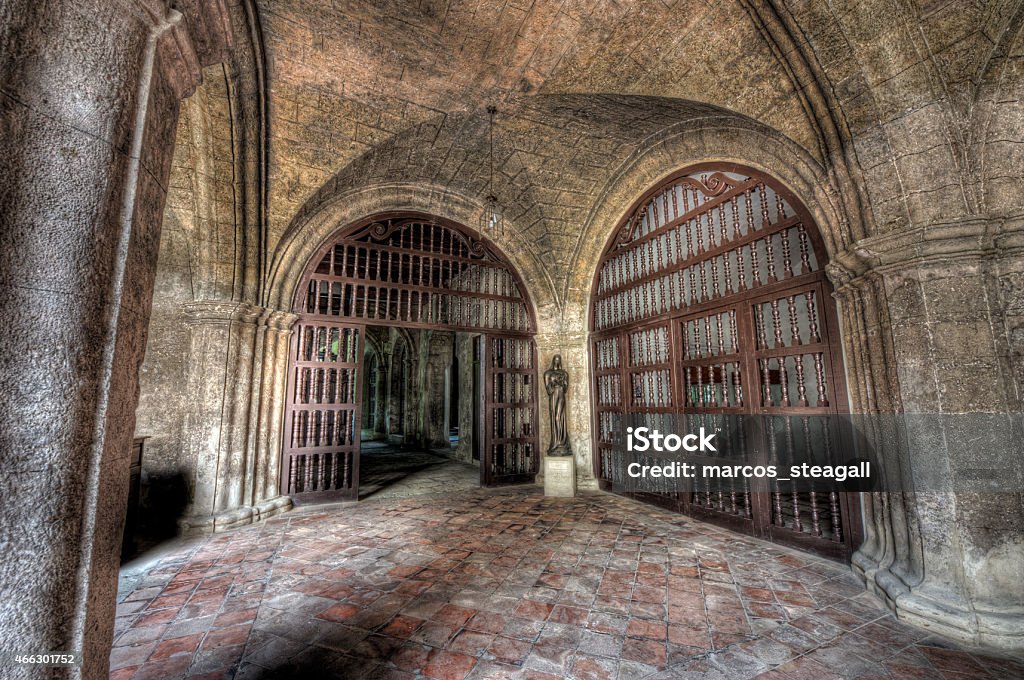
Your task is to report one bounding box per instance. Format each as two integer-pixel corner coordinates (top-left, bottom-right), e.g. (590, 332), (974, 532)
(590, 164), (861, 560)
(283, 214), (538, 504)
(282, 322), (362, 502)
(482, 335), (538, 485)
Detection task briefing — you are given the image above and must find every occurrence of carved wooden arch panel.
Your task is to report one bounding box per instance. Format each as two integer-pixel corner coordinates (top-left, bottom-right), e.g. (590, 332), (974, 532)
(590, 164), (861, 560)
(296, 215), (534, 334)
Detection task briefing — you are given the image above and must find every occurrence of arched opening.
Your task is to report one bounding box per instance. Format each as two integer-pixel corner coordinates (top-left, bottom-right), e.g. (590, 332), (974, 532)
(389, 335), (409, 437)
(361, 345), (382, 441)
(283, 213), (539, 504)
(589, 163), (862, 560)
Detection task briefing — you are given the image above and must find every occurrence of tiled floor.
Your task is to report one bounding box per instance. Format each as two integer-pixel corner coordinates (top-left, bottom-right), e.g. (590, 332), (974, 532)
(112, 462), (1024, 679)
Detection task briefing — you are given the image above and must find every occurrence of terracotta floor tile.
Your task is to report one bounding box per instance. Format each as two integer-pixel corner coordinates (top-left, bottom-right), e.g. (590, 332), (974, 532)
(201, 623), (251, 650)
(513, 599), (553, 621)
(620, 637), (667, 668)
(132, 655), (192, 680)
(109, 460), (1021, 680)
(316, 602), (360, 623)
(486, 635), (533, 665)
(382, 614), (425, 638)
(151, 633), (205, 661)
(212, 607), (258, 628)
(447, 629), (495, 656)
(465, 611), (508, 634)
(625, 618), (667, 641)
(432, 604), (477, 628)
(568, 654), (617, 680)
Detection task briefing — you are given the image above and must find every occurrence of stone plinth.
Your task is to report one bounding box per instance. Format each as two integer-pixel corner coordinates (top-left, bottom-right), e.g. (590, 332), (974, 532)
(544, 455), (576, 497)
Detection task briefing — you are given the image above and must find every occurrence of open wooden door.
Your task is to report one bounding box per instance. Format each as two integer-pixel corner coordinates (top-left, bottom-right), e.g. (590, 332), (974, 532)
(482, 334), (538, 485)
(282, 214), (540, 502)
(282, 322), (363, 504)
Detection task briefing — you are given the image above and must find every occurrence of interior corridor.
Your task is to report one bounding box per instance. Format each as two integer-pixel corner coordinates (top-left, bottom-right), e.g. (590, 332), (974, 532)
(110, 485), (1023, 680)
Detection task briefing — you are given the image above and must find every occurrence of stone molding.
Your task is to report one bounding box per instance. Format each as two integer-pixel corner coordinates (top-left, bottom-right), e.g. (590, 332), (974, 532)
(826, 216), (1016, 290)
(856, 554), (1024, 649)
(182, 299), (265, 325)
(180, 495), (292, 536)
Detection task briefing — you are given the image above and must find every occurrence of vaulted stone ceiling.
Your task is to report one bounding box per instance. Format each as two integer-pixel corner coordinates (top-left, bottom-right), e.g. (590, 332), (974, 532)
(234, 0), (1024, 308)
(256, 0), (816, 244)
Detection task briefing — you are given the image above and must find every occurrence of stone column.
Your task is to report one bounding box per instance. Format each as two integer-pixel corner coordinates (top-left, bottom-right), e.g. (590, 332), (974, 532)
(374, 348), (388, 435)
(0, 1), (229, 676)
(177, 301), (292, 535)
(423, 332), (454, 449)
(251, 309), (298, 513)
(834, 219), (1024, 650)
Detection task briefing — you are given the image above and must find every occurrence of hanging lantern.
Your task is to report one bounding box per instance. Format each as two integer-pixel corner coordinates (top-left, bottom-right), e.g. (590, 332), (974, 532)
(481, 192), (503, 237)
(479, 105), (504, 238)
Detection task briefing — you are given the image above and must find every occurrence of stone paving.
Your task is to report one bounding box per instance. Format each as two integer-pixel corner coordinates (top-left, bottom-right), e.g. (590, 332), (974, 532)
(111, 479), (1024, 679)
(359, 445), (479, 501)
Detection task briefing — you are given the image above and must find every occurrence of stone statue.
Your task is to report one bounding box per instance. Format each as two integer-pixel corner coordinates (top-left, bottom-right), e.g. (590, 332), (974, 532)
(545, 355), (571, 456)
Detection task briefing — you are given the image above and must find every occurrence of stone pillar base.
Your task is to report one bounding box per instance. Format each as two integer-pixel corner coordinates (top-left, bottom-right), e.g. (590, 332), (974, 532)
(544, 456), (577, 497)
(180, 496), (293, 536)
(854, 556), (1024, 651)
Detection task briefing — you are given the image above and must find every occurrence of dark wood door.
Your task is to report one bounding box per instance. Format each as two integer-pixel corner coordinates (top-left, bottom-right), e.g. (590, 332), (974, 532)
(282, 322), (363, 504)
(589, 164), (861, 561)
(482, 335), (538, 485)
(282, 215), (540, 502)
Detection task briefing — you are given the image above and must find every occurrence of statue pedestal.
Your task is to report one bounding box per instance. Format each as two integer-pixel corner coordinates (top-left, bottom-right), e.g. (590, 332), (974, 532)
(543, 455), (576, 497)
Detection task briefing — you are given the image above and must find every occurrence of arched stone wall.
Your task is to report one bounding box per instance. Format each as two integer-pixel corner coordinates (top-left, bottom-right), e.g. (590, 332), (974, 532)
(263, 196), (548, 494)
(564, 110), (1024, 649)
(542, 113), (870, 494)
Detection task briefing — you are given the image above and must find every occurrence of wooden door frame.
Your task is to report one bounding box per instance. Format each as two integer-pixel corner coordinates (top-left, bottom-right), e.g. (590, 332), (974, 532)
(282, 213), (540, 505)
(586, 162), (863, 561)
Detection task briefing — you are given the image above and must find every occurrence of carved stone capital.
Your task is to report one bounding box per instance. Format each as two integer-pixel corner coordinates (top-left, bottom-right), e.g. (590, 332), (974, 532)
(258, 309), (300, 333)
(125, 0), (232, 100)
(827, 217), (995, 291)
(156, 14), (203, 100)
(182, 300), (265, 325)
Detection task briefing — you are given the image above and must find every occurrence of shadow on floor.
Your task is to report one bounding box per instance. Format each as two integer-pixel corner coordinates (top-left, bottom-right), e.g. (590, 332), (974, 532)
(122, 471), (189, 563)
(357, 442), (479, 501)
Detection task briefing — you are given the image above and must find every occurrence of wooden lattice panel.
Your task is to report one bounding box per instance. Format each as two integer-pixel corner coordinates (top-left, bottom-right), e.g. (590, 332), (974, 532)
(484, 336), (538, 485)
(283, 214), (540, 503)
(590, 165), (858, 560)
(593, 335), (622, 483)
(283, 324), (362, 502)
(301, 219), (531, 334)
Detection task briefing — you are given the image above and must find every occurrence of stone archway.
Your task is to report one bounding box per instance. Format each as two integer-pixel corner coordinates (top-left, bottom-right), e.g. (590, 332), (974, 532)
(280, 212), (541, 503)
(587, 162), (861, 561)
